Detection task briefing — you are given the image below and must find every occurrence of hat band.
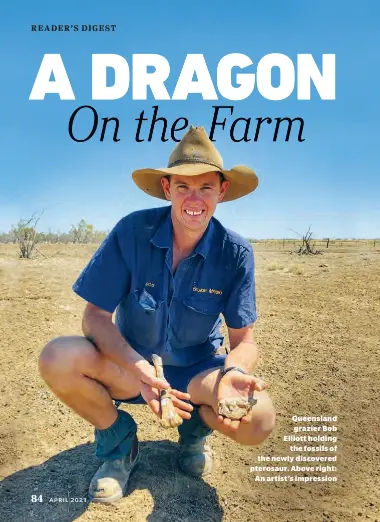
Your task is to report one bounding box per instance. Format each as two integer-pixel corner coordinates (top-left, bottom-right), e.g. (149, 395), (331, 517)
(167, 158), (223, 170)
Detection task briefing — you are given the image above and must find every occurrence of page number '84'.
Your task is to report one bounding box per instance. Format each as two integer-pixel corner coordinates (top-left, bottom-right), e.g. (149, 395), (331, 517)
(31, 495), (43, 502)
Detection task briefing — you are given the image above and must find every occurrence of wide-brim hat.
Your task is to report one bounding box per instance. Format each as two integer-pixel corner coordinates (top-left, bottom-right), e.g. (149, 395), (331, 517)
(132, 126), (258, 202)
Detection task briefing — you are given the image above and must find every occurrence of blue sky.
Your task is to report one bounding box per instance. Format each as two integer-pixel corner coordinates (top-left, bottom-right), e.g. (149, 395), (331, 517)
(1, 1), (379, 239)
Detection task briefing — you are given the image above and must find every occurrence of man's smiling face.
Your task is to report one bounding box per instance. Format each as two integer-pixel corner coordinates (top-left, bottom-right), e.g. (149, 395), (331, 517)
(161, 171), (230, 232)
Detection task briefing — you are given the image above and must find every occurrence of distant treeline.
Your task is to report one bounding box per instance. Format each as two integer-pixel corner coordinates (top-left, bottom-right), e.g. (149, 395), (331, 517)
(0, 219), (108, 244)
(249, 238), (378, 242)
(0, 226), (377, 246)
(249, 238), (378, 248)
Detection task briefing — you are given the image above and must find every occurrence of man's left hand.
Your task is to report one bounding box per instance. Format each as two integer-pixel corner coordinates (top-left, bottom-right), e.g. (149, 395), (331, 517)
(215, 371), (267, 432)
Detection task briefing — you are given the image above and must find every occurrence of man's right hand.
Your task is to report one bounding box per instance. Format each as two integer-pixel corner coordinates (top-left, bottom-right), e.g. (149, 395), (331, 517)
(131, 359), (193, 420)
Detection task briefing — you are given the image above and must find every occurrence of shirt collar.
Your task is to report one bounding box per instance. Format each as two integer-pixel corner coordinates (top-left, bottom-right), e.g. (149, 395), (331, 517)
(192, 218), (214, 259)
(150, 208), (173, 249)
(150, 207), (215, 259)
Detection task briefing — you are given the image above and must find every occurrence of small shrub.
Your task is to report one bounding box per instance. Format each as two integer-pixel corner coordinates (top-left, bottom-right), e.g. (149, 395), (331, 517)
(11, 213), (42, 259)
(70, 219), (95, 243)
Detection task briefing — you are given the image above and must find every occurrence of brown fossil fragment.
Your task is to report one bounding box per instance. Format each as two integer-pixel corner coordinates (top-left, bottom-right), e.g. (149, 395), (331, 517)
(218, 396), (257, 420)
(152, 354), (183, 429)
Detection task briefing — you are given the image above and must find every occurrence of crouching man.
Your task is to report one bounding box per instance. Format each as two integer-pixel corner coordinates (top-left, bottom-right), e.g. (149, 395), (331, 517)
(39, 126), (275, 503)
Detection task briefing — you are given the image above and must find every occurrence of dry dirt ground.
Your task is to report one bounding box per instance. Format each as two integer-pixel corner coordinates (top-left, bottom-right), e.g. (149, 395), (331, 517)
(0, 242), (379, 522)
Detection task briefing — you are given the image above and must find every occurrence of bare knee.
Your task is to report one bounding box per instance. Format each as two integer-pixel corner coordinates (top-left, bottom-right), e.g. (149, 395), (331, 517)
(241, 394), (276, 446)
(39, 336), (100, 386)
(211, 392), (276, 446)
(199, 393), (276, 446)
(246, 407), (276, 446)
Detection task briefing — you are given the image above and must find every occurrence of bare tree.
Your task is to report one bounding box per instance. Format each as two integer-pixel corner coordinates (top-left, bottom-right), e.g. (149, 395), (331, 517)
(290, 226), (322, 255)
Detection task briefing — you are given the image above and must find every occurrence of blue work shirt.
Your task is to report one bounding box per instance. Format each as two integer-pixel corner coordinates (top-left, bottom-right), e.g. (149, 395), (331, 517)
(73, 206), (257, 367)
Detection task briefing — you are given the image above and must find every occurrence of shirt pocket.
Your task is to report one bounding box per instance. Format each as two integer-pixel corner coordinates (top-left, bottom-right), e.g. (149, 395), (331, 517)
(124, 288), (164, 348)
(173, 296), (224, 346)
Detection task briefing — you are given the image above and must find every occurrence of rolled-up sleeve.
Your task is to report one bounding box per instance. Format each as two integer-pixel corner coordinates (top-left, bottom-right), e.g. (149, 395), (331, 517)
(72, 220), (131, 313)
(223, 245), (257, 328)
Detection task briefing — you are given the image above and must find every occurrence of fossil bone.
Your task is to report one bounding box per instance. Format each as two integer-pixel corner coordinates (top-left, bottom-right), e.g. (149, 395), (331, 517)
(218, 396), (257, 420)
(152, 354), (183, 428)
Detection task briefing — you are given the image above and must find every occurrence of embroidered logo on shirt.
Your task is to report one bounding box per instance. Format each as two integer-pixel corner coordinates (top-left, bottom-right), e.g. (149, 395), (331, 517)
(145, 282), (155, 287)
(209, 288), (223, 295)
(192, 286), (222, 295)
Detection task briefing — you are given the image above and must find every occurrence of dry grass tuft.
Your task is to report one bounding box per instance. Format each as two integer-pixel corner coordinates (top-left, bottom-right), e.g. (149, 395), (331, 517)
(267, 262), (285, 271)
(286, 263), (304, 275)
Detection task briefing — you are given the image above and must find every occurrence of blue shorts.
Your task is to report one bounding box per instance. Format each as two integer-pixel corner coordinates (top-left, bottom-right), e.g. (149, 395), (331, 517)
(113, 353), (226, 406)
